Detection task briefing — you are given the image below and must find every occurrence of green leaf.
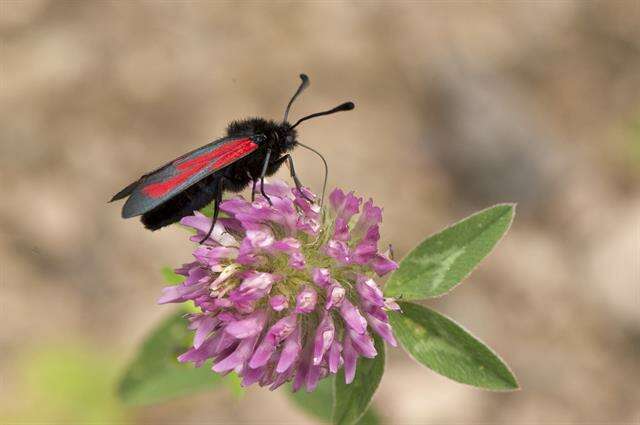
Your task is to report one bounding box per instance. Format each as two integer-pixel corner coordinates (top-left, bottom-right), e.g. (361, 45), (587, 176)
(288, 377), (380, 425)
(389, 302), (518, 390)
(117, 310), (223, 405)
(199, 202), (215, 218)
(224, 372), (246, 399)
(289, 378), (333, 422)
(385, 204), (515, 300)
(161, 266), (184, 285)
(333, 335), (385, 425)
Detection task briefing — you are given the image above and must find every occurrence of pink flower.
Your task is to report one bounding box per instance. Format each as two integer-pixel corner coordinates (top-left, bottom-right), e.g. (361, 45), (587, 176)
(160, 179), (398, 392)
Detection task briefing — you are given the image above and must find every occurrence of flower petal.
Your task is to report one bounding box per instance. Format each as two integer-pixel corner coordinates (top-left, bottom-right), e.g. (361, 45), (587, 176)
(180, 211), (239, 247)
(352, 199), (382, 240)
(224, 311), (266, 339)
(276, 325), (301, 373)
(312, 268), (331, 287)
(295, 286), (317, 314)
(212, 335), (257, 373)
(328, 340), (342, 374)
(356, 275), (385, 307)
(192, 316), (219, 349)
(332, 217), (351, 241)
(329, 189), (361, 221)
(366, 312), (397, 347)
(325, 284), (346, 310)
(348, 329), (377, 358)
(269, 294), (288, 311)
(371, 252), (398, 276)
(312, 313), (335, 365)
(339, 299), (367, 334)
(342, 334), (358, 384)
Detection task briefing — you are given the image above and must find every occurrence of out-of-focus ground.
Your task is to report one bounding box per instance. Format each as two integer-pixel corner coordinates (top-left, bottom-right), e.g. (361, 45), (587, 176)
(1, 1), (639, 424)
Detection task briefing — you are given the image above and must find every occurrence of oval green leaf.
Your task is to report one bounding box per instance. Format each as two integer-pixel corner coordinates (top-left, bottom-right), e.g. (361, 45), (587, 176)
(333, 335), (385, 425)
(288, 377), (380, 425)
(117, 310), (223, 405)
(384, 204), (515, 300)
(389, 302), (518, 390)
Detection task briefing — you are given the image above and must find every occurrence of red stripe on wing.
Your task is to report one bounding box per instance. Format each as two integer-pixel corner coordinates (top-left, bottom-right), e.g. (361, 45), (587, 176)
(142, 138), (256, 198)
(212, 140), (258, 168)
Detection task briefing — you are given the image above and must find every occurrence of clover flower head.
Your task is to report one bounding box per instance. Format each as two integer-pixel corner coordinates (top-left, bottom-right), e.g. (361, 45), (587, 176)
(159, 179), (399, 392)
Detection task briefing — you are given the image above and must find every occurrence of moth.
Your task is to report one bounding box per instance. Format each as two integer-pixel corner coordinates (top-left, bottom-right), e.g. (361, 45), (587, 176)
(110, 74), (354, 242)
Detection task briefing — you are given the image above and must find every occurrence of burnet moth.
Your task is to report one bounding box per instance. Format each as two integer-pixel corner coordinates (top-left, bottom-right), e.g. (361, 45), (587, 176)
(110, 74), (355, 242)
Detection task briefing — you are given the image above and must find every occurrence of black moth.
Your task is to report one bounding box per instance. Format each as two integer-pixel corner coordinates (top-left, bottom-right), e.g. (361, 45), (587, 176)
(110, 74), (355, 242)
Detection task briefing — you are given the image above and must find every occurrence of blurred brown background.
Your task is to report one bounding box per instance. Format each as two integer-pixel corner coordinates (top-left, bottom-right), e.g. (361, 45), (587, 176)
(1, 1), (639, 424)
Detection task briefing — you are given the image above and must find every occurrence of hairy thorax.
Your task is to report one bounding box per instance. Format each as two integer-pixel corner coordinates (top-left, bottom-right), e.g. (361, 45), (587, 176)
(223, 118), (297, 189)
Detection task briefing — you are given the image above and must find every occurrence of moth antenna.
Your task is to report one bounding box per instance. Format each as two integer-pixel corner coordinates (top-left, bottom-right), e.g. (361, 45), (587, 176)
(283, 74), (310, 123)
(290, 101), (355, 130)
(297, 142), (328, 207)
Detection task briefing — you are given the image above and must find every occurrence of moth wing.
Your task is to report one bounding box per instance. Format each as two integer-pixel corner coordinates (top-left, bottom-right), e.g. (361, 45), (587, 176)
(110, 179), (140, 202)
(119, 136), (259, 218)
(109, 141), (215, 203)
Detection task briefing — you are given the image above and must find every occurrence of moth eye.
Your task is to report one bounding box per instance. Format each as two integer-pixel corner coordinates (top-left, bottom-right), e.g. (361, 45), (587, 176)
(285, 135), (293, 144)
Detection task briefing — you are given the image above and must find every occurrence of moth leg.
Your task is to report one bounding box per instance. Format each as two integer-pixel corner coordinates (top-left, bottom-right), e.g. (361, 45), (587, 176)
(251, 179), (258, 202)
(199, 178), (224, 244)
(279, 154), (313, 203)
(259, 149), (272, 205)
(246, 171), (258, 202)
